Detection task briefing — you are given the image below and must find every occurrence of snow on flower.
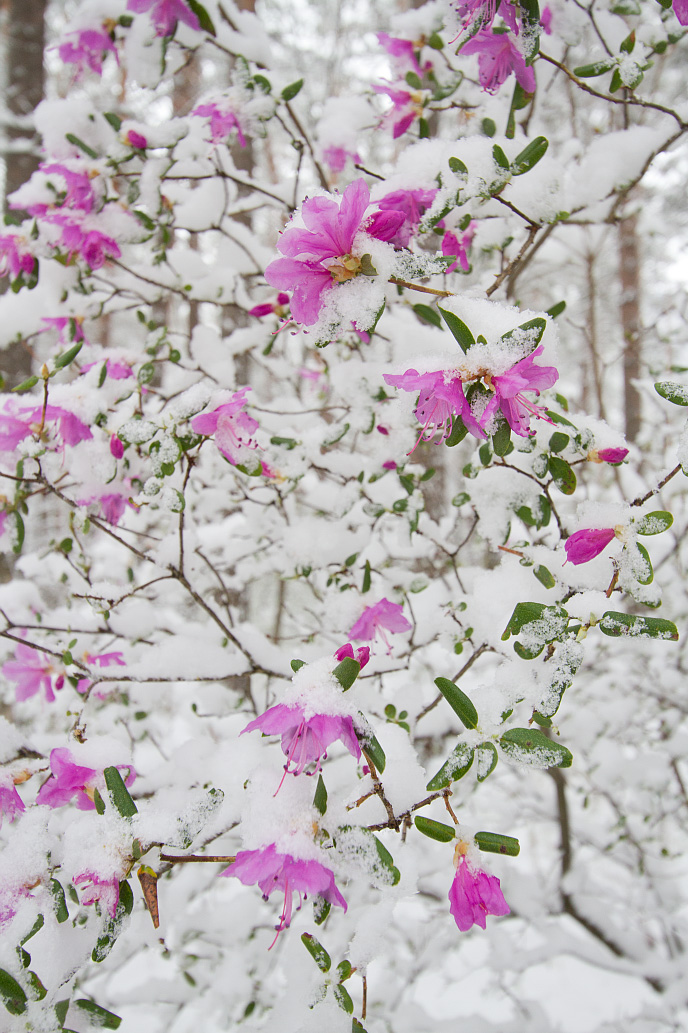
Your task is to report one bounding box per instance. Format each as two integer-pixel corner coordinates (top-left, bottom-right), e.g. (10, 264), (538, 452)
(564, 527), (617, 565)
(383, 368), (486, 451)
(221, 843), (347, 945)
(349, 598), (412, 652)
(38, 162), (97, 214)
(242, 704), (361, 785)
(45, 213), (121, 270)
(264, 179), (405, 329)
(73, 871), (120, 918)
(372, 83), (425, 139)
(192, 103), (247, 147)
(2, 643), (64, 703)
(0, 234), (36, 281)
(127, 0), (200, 37)
(376, 188), (437, 248)
(460, 30), (536, 94)
(0, 771), (25, 827)
(191, 389), (262, 469)
(454, 0), (518, 35)
(42, 316), (88, 346)
(76, 651), (127, 694)
(126, 130), (148, 150)
(479, 346), (558, 437)
(36, 746), (135, 809)
(448, 847), (510, 931)
(57, 27), (119, 77)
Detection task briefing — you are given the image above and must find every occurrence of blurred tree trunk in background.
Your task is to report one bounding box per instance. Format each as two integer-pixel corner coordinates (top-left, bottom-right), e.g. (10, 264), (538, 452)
(619, 213), (643, 443)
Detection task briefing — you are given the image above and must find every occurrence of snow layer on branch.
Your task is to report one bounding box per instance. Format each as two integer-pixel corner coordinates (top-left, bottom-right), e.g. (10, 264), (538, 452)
(566, 127), (667, 212)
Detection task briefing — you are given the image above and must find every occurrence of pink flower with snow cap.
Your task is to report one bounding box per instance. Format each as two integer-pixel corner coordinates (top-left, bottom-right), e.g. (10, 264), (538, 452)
(36, 746), (135, 809)
(76, 651), (126, 695)
(0, 235), (36, 282)
(221, 843), (347, 946)
(2, 643), (64, 703)
(449, 846), (510, 931)
(0, 772), (25, 828)
(38, 163), (96, 214)
(373, 83), (424, 139)
(376, 188), (437, 248)
(191, 389), (262, 469)
(242, 705), (361, 787)
(349, 598), (412, 653)
(193, 103), (246, 147)
(265, 179), (405, 328)
(57, 28), (119, 77)
(454, 0), (519, 35)
(74, 872), (120, 918)
(127, 0), (200, 36)
(41, 316), (88, 346)
(479, 346), (558, 437)
(564, 527), (619, 565)
(460, 30), (535, 95)
(46, 213), (121, 270)
(383, 368), (486, 451)
(126, 130), (147, 150)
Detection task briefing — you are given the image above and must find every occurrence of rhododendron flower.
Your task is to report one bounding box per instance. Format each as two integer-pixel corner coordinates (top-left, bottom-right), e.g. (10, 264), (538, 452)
(589, 447), (629, 464)
(76, 651), (126, 695)
(377, 188), (437, 247)
(442, 223), (476, 273)
(127, 0), (200, 36)
(193, 103), (246, 147)
(36, 746), (135, 809)
(383, 369), (486, 450)
(47, 214), (121, 270)
(82, 358), (134, 380)
(242, 704), (361, 785)
(57, 28), (119, 77)
(41, 316), (88, 345)
(0, 403), (91, 453)
(0, 235), (36, 281)
(74, 871), (120, 918)
(349, 598), (412, 651)
(221, 844), (347, 944)
(564, 527), (617, 565)
(39, 163), (96, 214)
(460, 30), (535, 94)
(480, 346), (558, 437)
(126, 130), (148, 150)
(264, 179), (405, 327)
(191, 389), (261, 467)
(334, 643), (371, 668)
(2, 644), (64, 703)
(110, 434), (124, 459)
(248, 293), (290, 318)
(322, 146), (360, 173)
(449, 851), (510, 931)
(373, 84), (423, 139)
(454, 0), (518, 34)
(0, 773), (25, 827)
(673, 0), (688, 23)
(377, 32), (432, 75)
(540, 5), (553, 33)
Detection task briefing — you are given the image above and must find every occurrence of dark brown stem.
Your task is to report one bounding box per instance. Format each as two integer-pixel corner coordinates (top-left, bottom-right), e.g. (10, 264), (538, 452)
(160, 853), (236, 864)
(631, 464), (682, 507)
(389, 277), (453, 298)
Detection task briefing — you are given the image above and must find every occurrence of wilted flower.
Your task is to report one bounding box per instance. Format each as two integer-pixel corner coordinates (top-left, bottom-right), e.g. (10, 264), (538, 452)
(221, 843), (347, 945)
(564, 527), (617, 565)
(460, 30), (535, 94)
(2, 643), (64, 703)
(349, 598), (412, 652)
(449, 848), (510, 931)
(127, 0), (200, 37)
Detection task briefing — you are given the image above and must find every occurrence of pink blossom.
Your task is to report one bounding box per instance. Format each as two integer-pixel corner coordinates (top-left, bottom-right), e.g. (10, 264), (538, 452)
(57, 28), (119, 77)
(221, 844), (347, 944)
(110, 435), (125, 459)
(39, 163), (96, 214)
(127, 130), (148, 149)
(322, 146), (361, 173)
(382, 460), (397, 470)
(36, 746), (135, 809)
(2, 643), (64, 703)
(0, 773), (25, 828)
(383, 368), (486, 450)
(242, 704), (361, 786)
(46, 214), (121, 270)
(0, 512), (7, 538)
(372, 84), (421, 139)
(479, 346), (558, 437)
(191, 389), (262, 468)
(76, 650), (126, 694)
(82, 358), (134, 380)
(454, 0), (518, 34)
(449, 853), (510, 931)
(193, 103), (246, 147)
(41, 316), (88, 345)
(20, 404), (92, 447)
(589, 447), (629, 464)
(334, 643), (371, 669)
(265, 180), (405, 327)
(377, 188), (437, 247)
(349, 598), (412, 652)
(673, 0), (688, 22)
(377, 32), (432, 75)
(442, 223), (476, 273)
(74, 872), (120, 918)
(540, 6), (553, 33)
(78, 490), (135, 526)
(0, 235), (36, 281)
(564, 527), (616, 565)
(127, 0), (201, 36)
(460, 30), (536, 95)
(248, 293), (290, 318)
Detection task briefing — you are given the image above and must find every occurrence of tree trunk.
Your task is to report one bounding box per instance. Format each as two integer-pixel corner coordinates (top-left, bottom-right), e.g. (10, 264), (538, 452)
(618, 213), (642, 443)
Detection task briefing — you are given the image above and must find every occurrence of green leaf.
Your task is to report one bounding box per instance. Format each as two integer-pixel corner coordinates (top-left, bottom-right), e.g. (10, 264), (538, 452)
(313, 774), (328, 815)
(492, 143), (510, 170)
(333, 656), (360, 691)
(548, 431), (569, 453)
(301, 932), (331, 972)
(270, 435), (298, 450)
(405, 70), (422, 89)
(74, 1000), (122, 1029)
(620, 30), (636, 54)
(11, 375), (39, 393)
(20, 914), (44, 945)
(609, 68), (623, 93)
(359, 728), (386, 773)
(438, 306), (474, 353)
(511, 136), (548, 175)
(533, 564), (556, 589)
(92, 881), (134, 963)
(414, 815), (456, 843)
(549, 456), (576, 495)
(506, 81), (531, 139)
(65, 133), (99, 159)
(546, 300), (566, 319)
(635, 510), (673, 535)
(314, 898), (330, 925)
(93, 787), (106, 815)
(104, 766), (138, 817)
(0, 969), (27, 1015)
(598, 612), (679, 641)
(281, 79), (304, 101)
(54, 341), (83, 369)
(474, 831), (520, 856)
(104, 112), (122, 131)
(654, 381), (688, 405)
(12, 512), (25, 555)
(333, 984), (354, 1014)
(500, 317), (546, 355)
(133, 209), (155, 231)
(446, 415), (469, 446)
(362, 558), (371, 593)
(55, 999), (70, 1026)
(448, 156), (468, 175)
(337, 959), (353, 981)
(372, 835), (400, 885)
(452, 491), (470, 506)
(412, 304), (442, 328)
(426, 743), (474, 791)
(474, 742), (499, 782)
(492, 416), (512, 457)
(635, 543), (654, 585)
(481, 117), (497, 137)
(573, 60), (616, 77)
(500, 728), (573, 768)
(434, 677), (478, 729)
(137, 362), (155, 385)
(186, 0), (216, 33)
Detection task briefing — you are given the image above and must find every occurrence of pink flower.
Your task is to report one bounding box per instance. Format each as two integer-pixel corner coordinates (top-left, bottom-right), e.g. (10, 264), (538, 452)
(57, 28), (119, 77)
(454, 0), (518, 34)
(564, 527), (616, 565)
(191, 389), (262, 468)
(334, 643), (371, 668)
(21, 404), (92, 448)
(242, 704), (361, 785)
(126, 130), (148, 149)
(0, 773), (25, 828)
(46, 214), (121, 270)
(449, 853), (510, 931)
(372, 84), (422, 139)
(36, 746), (135, 809)
(479, 346), (558, 437)
(2, 644), (64, 703)
(127, 0), (201, 36)
(377, 32), (432, 75)
(78, 490), (134, 526)
(248, 293), (290, 318)
(221, 844), (347, 945)
(460, 30), (536, 94)
(349, 598), (412, 652)
(322, 146), (361, 173)
(76, 650), (125, 693)
(265, 180), (405, 327)
(41, 317), (88, 345)
(589, 447), (629, 464)
(442, 223), (476, 273)
(673, 0), (688, 22)
(540, 5), (553, 33)
(377, 188), (437, 247)
(39, 163), (96, 214)
(110, 435), (124, 459)
(383, 368), (486, 450)
(73, 872), (120, 918)
(193, 103), (246, 147)
(0, 235), (36, 281)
